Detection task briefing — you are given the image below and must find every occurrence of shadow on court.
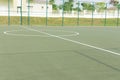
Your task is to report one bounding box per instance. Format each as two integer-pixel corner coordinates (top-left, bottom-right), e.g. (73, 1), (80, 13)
(74, 50), (120, 72)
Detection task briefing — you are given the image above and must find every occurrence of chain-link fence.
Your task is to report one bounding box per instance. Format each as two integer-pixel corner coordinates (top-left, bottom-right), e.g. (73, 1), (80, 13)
(0, 0), (120, 26)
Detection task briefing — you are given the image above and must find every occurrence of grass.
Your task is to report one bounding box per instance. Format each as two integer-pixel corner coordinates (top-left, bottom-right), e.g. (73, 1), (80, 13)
(0, 16), (120, 27)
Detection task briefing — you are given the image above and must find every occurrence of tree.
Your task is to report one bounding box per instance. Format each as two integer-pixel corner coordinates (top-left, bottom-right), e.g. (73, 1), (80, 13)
(49, 0), (58, 10)
(63, 2), (72, 11)
(81, 3), (95, 11)
(53, 4), (57, 10)
(72, 2), (81, 11)
(110, 0), (119, 6)
(59, 5), (63, 10)
(63, 0), (73, 11)
(96, 2), (105, 12)
(49, 0), (54, 4)
(116, 3), (120, 10)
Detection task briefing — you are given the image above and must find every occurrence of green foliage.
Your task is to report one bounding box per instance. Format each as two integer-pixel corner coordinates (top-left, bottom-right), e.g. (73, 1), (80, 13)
(49, 0), (54, 4)
(58, 5), (62, 10)
(96, 2), (106, 11)
(69, 0), (73, 3)
(117, 4), (120, 9)
(73, 7), (81, 12)
(29, 0), (34, 3)
(74, 2), (82, 11)
(53, 4), (57, 10)
(63, 0), (73, 11)
(63, 2), (73, 11)
(115, 1), (119, 6)
(81, 3), (95, 11)
(49, 0), (58, 10)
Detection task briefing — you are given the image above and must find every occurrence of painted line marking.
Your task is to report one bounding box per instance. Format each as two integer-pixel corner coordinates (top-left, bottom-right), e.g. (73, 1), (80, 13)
(3, 29), (79, 37)
(22, 26), (120, 56)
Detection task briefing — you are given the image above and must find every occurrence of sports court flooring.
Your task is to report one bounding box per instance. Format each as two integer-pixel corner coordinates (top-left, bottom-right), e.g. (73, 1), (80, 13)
(0, 26), (120, 80)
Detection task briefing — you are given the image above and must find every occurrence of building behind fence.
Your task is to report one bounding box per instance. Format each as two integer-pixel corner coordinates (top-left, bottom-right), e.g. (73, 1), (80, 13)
(0, 0), (120, 26)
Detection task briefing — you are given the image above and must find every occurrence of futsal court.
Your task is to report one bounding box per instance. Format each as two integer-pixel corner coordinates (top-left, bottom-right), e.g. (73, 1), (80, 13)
(0, 26), (120, 80)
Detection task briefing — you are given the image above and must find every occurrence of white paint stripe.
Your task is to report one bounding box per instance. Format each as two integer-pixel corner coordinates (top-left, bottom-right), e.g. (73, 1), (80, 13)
(3, 29), (79, 37)
(23, 27), (120, 56)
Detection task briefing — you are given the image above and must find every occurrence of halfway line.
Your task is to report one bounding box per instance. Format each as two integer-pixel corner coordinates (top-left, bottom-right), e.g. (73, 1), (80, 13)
(22, 26), (120, 56)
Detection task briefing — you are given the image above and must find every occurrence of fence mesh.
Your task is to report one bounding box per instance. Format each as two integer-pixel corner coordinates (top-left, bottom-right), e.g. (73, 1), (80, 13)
(0, 0), (120, 26)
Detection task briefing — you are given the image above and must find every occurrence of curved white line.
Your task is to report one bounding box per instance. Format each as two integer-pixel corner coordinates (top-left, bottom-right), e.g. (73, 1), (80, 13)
(3, 30), (79, 37)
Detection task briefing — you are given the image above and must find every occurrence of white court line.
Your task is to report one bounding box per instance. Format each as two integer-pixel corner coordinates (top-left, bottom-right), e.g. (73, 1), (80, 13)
(3, 30), (79, 37)
(22, 26), (120, 56)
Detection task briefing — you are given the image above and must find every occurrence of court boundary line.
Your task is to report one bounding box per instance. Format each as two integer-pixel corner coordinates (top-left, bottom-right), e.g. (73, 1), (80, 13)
(22, 26), (120, 56)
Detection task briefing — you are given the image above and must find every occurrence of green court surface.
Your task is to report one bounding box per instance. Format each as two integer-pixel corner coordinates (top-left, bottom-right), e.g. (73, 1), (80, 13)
(0, 26), (120, 80)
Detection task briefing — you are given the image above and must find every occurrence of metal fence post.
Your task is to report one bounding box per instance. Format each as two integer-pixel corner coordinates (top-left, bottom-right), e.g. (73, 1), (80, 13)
(20, 0), (22, 25)
(28, 0), (30, 26)
(46, 0), (48, 26)
(117, 5), (119, 27)
(104, 3), (107, 26)
(91, 2), (94, 26)
(62, 0), (64, 26)
(77, 1), (80, 26)
(8, 0), (10, 25)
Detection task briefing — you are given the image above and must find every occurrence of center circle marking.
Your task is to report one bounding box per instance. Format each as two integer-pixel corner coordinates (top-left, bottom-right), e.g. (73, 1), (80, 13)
(4, 30), (79, 37)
